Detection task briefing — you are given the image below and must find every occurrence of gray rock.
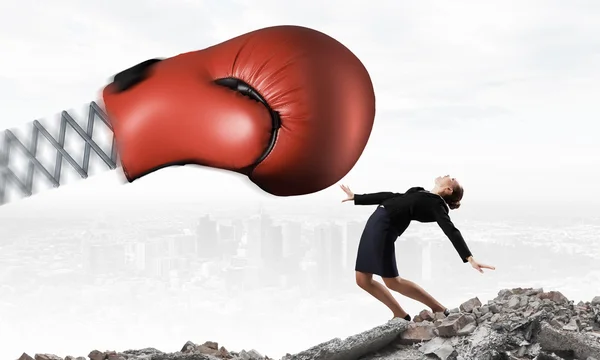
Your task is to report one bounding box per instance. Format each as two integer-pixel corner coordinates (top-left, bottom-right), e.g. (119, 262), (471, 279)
(537, 291), (569, 305)
(398, 322), (436, 344)
(498, 289), (514, 299)
(285, 317), (411, 360)
(525, 288), (544, 296)
(519, 295), (529, 307)
(488, 304), (501, 313)
(460, 297), (482, 313)
(237, 349), (264, 359)
(490, 313), (501, 323)
(436, 314), (471, 337)
(507, 296), (521, 309)
(537, 321), (600, 360)
(477, 312), (493, 325)
(34, 355), (62, 360)
(456, 323), (477, 336)
(418, 309), (435, 322)
(419, 337), (456, 360)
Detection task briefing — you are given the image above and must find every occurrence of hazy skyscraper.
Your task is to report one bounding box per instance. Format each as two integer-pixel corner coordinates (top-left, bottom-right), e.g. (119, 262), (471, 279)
(281, 220), (302, 260)
(84, 243), (126, 276)
(314, 222), (344, 288)
(196, 215), (218, 259)
(217, 222), (238, 260)
(246, 210), (273, 267)
(144, 238), (170, 279)
(395, 236), (425, 283)
(346, 220), (366, 271)
(264, 224), (283, 265)
(168, 234), (197, 257)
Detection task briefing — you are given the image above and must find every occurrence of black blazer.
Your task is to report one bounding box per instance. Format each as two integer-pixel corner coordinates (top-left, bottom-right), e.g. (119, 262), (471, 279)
(354, 187), (472, 263)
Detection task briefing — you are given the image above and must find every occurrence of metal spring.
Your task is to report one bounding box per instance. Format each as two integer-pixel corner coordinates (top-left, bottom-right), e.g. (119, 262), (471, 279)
(0, 101), (119, 206)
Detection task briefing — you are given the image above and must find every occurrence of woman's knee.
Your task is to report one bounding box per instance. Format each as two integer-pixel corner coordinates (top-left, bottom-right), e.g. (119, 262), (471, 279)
(355, 271), (372, 288)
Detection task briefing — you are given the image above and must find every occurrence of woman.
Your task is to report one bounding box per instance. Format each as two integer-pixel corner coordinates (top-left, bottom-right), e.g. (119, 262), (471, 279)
(340, 175), (495, 321)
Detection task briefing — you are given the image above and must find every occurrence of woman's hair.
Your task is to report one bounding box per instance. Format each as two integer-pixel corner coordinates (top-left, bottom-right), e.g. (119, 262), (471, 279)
(442, 183), (464, 210)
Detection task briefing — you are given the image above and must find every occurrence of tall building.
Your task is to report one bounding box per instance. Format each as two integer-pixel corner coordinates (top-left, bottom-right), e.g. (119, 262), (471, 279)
(263, 224), (283, 269)
(281, 221), (302, 259)
(280, 220), (302, 278)
(84, 243), (127, 276)
(168, 233), (197, 257)
(232, 218), (244, 242)
(80, 226), (127, 276)
(314, 222), (344, 288)
(144, 237), (171, 279)
(196, 215), (218, 259)
(346, 220), (366, 271)
(124, 241), (145, 272)
(245, 210), (273, 267)
(421, 240), (433, 282)
(218, 222), (238, 259)
(394, 235), (424, 282)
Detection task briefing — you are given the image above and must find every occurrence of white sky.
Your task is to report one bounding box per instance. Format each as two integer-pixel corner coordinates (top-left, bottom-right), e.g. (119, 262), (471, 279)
(1, 0), (599, 212)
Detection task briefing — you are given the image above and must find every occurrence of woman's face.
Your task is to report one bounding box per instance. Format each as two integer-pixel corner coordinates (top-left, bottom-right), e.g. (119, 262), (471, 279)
(435, 175), (459, 194)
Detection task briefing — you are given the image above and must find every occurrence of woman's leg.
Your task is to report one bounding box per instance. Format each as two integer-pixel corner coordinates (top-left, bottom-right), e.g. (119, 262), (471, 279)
(381, 276), (446, 313)
(355, 271), (408, 318)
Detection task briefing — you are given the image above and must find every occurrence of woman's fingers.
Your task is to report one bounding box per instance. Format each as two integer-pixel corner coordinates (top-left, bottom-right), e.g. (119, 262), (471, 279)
(472, 263), (484, 273)
(340, 184), (352, 196)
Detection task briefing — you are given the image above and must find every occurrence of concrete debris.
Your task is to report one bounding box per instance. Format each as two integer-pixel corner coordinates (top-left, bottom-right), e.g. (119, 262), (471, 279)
(16, 341), (273, 360)
(281, 317), (412, 360)
(353, 287), (600, 360)
(15, 288), (600, 360)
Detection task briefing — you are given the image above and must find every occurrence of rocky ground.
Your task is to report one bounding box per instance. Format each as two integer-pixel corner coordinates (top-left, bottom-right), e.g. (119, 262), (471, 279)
(16, 287), (600, 360)
(17, 341), (272, 360)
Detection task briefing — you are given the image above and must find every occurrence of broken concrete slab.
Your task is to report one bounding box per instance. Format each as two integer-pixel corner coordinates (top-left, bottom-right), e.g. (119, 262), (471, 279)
(419, 337), (457, 360)
(436, 314), (471, 337)
(283, 317), (412, 360)
(397, 322), (436, 344)
(536, 321), (600, 360)
(459, 297), (482, 313)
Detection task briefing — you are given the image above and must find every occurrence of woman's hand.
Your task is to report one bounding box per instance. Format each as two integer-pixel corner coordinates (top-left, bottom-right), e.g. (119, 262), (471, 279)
(340, 184), (354, 202)
(467, 256), (496, 273)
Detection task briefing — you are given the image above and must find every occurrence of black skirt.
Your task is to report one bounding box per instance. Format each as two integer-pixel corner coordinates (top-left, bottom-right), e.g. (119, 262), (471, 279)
(355, 205), (400, 277)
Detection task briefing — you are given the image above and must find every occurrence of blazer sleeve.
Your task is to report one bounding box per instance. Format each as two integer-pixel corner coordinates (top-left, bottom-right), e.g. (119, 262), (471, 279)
(433, 202), (473, 263)
(353, 192), (402, 205)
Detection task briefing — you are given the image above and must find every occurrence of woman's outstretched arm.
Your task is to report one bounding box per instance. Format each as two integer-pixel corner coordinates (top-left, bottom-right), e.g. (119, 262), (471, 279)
(433, 203), (473, 263)
(354, 192), (403, 205)
(339, 184), (402, 205)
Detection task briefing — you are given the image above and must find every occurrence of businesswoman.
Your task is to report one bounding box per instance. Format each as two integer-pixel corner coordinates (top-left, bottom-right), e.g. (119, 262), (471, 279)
(340, 175), (495, 321)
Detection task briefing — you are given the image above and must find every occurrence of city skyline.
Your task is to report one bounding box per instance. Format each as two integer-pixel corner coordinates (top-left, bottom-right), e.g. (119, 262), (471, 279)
(1, 205), (599, 358)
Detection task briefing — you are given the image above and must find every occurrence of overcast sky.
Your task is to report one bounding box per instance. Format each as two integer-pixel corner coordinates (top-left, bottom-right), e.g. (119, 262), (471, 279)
(1, 0), (599, 213)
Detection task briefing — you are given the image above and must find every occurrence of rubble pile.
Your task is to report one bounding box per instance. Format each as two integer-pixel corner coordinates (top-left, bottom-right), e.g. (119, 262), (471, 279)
(360, 287), (600, 360)
(17, 340), (272, 360)
(15, 287), (600, 360)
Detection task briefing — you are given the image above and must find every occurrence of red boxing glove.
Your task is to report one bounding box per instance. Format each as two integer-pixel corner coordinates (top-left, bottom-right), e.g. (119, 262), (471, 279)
(102, 25), (375, 196)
